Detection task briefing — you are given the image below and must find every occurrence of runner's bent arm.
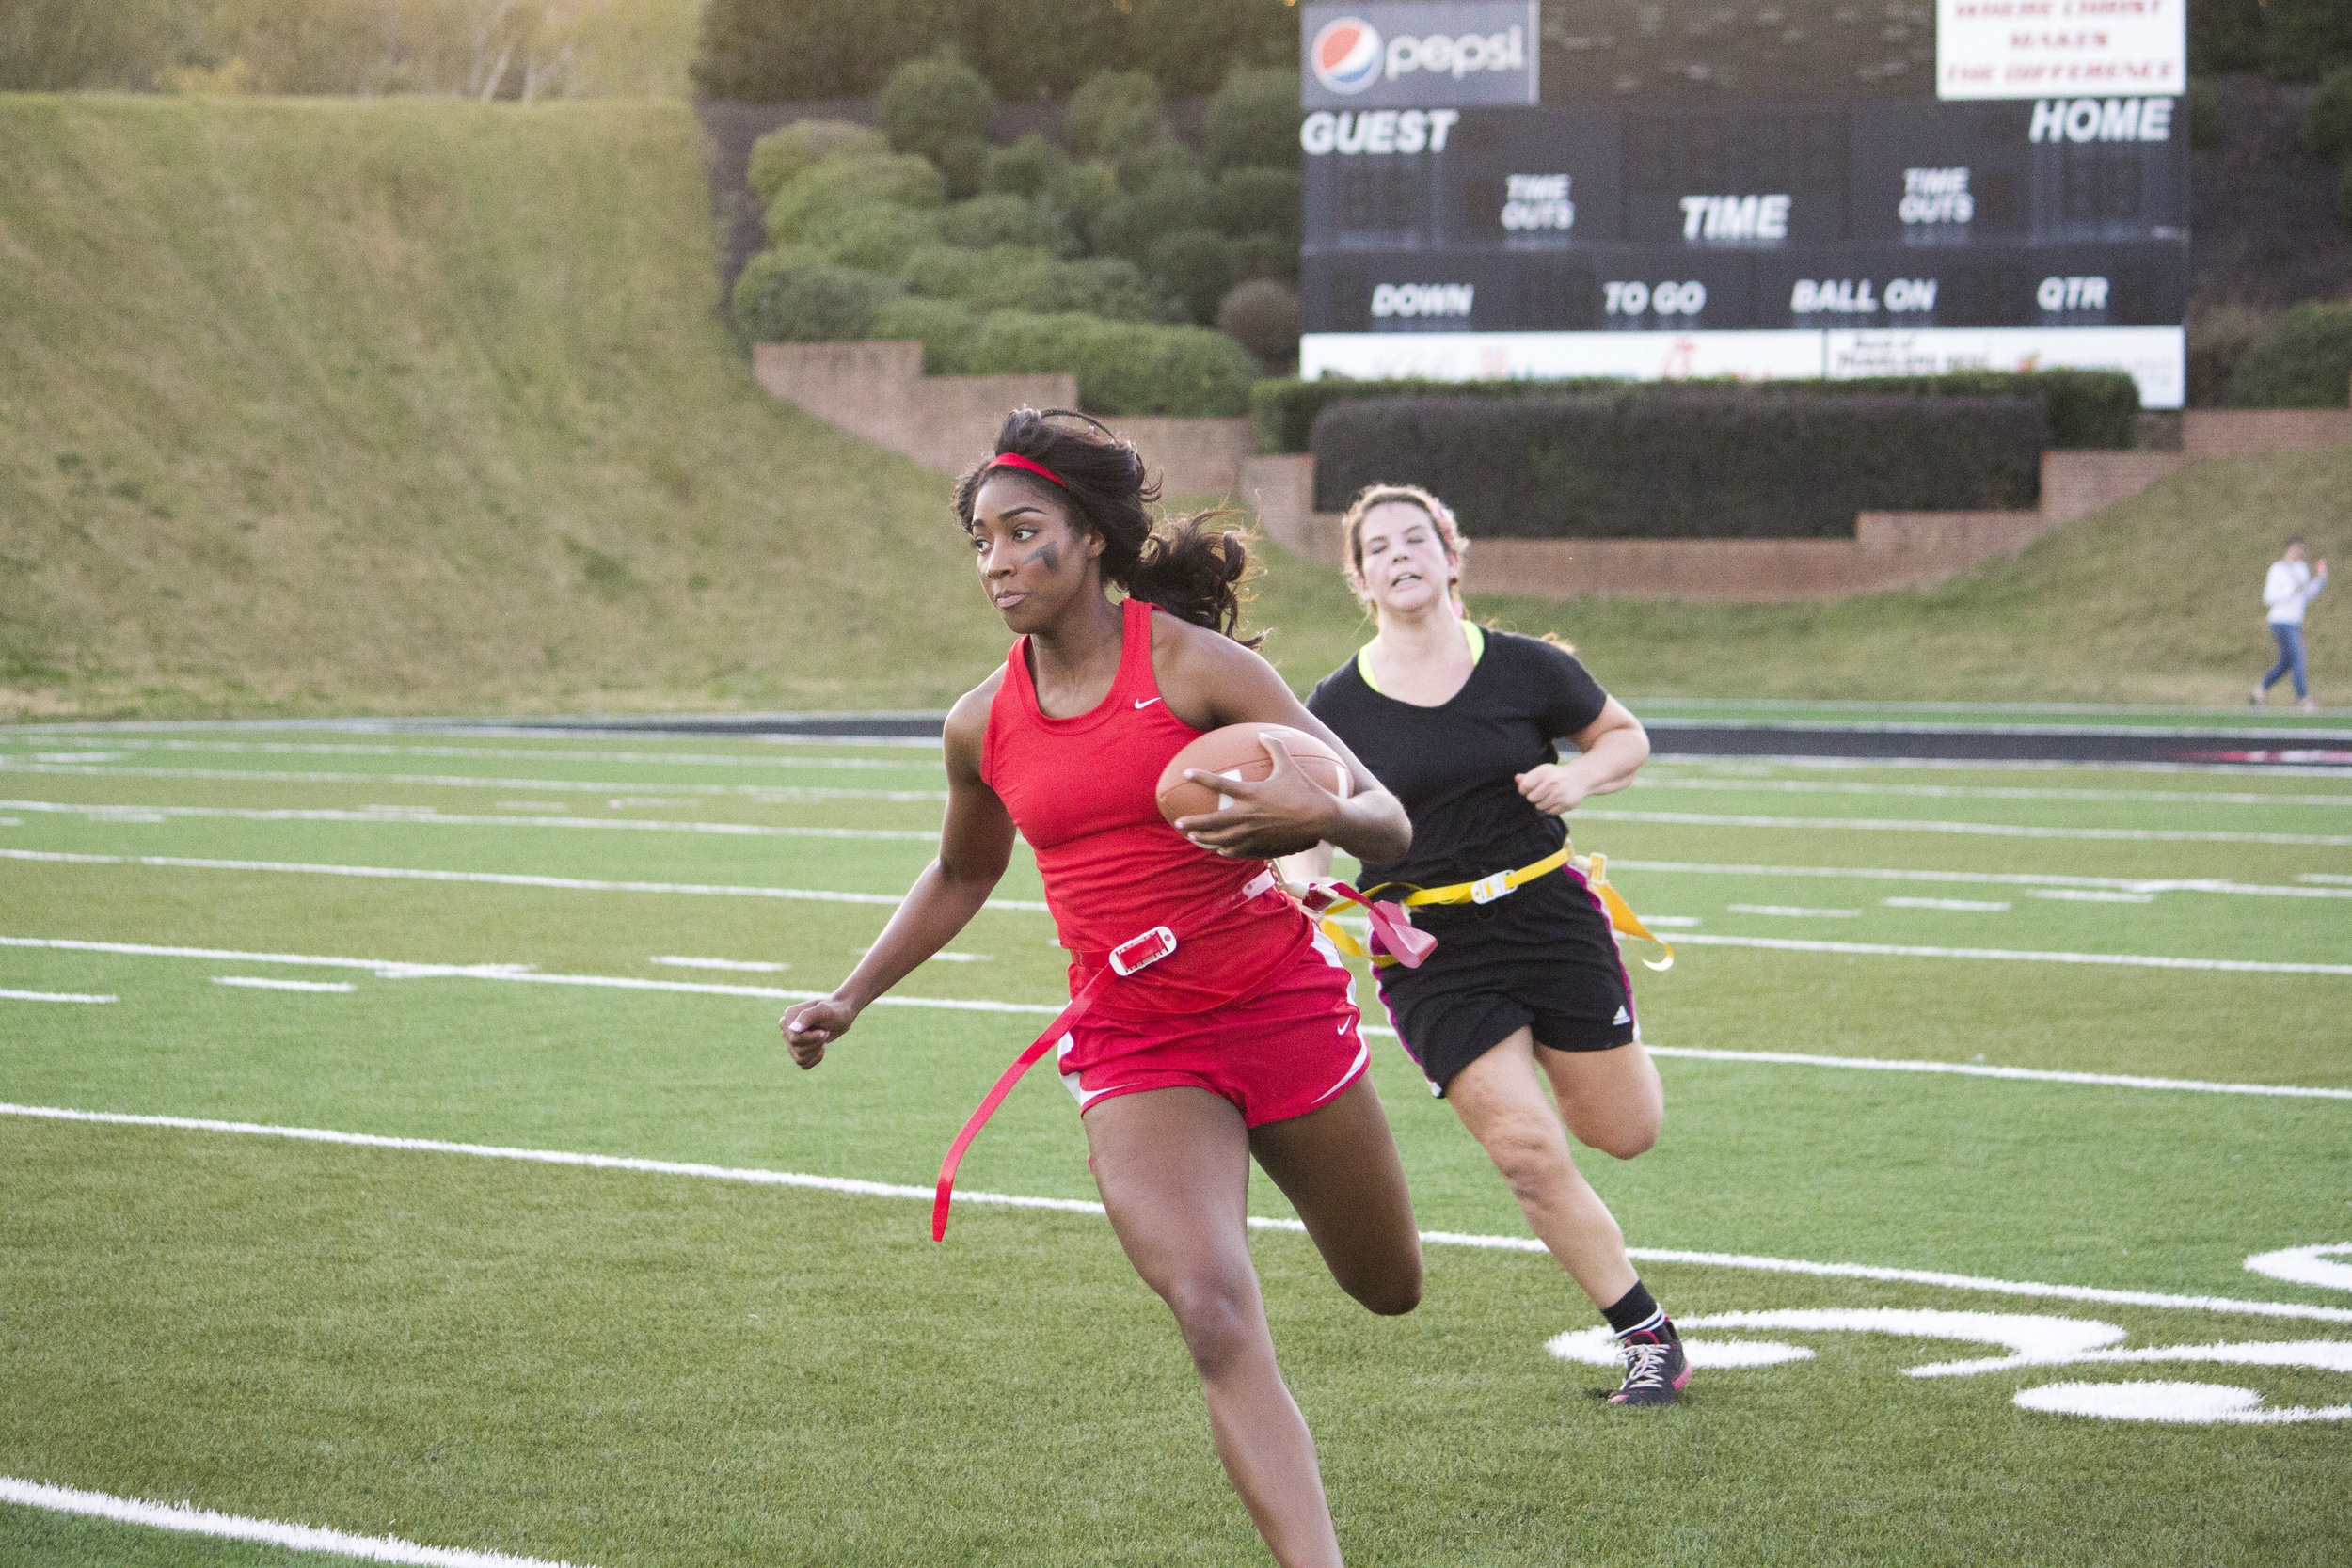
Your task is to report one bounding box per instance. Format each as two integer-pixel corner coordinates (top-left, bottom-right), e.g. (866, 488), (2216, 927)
(1518, 697), (1648, 816)
(1151, 618), (1411, 864)
(780, 683), (1015, 1065)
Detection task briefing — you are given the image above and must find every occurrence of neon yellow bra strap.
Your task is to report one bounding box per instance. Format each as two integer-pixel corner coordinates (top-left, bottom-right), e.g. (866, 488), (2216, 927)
(1356, 620), (1483, 696)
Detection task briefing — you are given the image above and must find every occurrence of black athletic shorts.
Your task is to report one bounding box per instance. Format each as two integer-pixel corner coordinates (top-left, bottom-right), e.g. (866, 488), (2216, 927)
(1373, 871), (1637, 1097)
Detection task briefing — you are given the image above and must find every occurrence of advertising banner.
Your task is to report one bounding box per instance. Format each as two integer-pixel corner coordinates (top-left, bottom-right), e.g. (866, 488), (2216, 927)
(1935, 0), (2186, 102)
(1300, 1), (1539, 110)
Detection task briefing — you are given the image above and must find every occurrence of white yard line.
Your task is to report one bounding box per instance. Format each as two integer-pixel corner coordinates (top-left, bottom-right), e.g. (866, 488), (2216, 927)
(0, 761), (948, 801)
(1669, 931), (2352, 976)
(5, 1101), (2346, 1323)
(0, 988), (115, 1004)
(1638, 1046), (2352, 1101)
(0, 848), (1050, 911)
(0, 1475), (587, 1567)
(211, 976), (357, 993)
(1601, 857), (2352, 899)
(0, 800), (939, 841)
(1572, 808), (2352, 847)
(8, 933), (2349, 1098)
(1634, 775), (2352, 808)
(0, 736), (937, 767)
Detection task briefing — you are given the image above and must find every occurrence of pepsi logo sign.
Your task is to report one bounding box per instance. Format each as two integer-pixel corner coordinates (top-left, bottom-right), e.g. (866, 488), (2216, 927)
(1311, 17), (1384, 96)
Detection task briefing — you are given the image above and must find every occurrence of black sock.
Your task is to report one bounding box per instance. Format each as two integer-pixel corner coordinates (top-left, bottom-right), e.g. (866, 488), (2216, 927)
(1602, 1280), (1667, 1339)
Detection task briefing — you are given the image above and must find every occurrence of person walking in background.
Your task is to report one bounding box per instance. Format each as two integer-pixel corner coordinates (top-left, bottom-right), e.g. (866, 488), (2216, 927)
(2255, 535), (2328, 712)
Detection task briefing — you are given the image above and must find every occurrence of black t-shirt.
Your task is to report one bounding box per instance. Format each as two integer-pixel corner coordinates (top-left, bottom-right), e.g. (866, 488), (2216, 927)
(1307, 629), (1609, 894)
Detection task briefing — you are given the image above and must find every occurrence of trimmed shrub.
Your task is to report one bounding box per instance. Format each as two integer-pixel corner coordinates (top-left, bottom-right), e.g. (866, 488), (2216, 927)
(1089, 169), (1214, 260)
(2224, 302), (2352, 406)
(1066, 70), (1165, 159)
(764, 154), (945, 243)
(2187, 77), (2226, 151)
(1051, 160), (1121, 230)
(1206, 66), (1304, 172)
(1211, 167), (1302, 242)
(2305, 66), (2352, 162)
(746, 120), (887, 205)
(693, 0), (1295, 103)
(961, 312), (1262, 415)
(1229, 232), (1299, 283)
(985, 134), (1071, 199)
(1022, 258), (1165, 323)
(871, 296), (986, 373)
(939, 194), (1073, 254)
(733, 255), (904, 342)
(1216, 279), (1299, 372)
(936, 135), (991, 199)
(900, 243), (1050, 300)
(1309, 393), (2049, 539)
(1149, 228), (1236, 325)
(2187, 303), (2276, 407)
(1116, 137), (1203, 194)
(795, 205), (946, 271)
(875, 53), (994, 163)
(2265, 0), (2352, 84)
(1251, 371), (2139, 454)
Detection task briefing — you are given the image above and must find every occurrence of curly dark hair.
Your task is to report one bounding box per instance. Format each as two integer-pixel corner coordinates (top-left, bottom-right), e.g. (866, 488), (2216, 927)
(954, 408), (1259, 647)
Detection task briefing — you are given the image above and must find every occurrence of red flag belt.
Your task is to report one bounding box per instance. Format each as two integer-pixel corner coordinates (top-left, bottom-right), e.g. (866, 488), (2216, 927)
(930, 871), (1429, 1241)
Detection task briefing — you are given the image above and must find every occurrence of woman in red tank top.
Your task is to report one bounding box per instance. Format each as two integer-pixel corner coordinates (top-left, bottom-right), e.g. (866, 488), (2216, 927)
(781, 410), (1422, 1568)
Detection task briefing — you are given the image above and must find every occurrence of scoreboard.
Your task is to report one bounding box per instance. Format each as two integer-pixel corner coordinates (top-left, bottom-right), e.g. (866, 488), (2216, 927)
(1297, 1), (2190, 406)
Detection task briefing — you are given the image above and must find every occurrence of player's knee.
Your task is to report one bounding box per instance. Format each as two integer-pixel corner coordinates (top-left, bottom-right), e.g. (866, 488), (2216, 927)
(1581, 1115), (1659, 1161)
(1352, 1259), (1422, 1317)
(1483, 1121), (1570, 1206)
(1162, 1273), (1259, 1377)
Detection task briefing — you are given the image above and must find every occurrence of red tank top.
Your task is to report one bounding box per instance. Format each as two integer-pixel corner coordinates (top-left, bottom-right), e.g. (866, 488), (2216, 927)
(982, 598), (1311, 1021)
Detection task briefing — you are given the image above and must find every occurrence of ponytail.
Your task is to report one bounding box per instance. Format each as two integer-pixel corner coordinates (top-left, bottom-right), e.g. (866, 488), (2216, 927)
(955, 408), (1260, 647)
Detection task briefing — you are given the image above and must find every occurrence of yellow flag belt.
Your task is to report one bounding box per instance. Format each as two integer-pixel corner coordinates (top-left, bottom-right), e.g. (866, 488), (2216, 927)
(1314, 841), (1674, 973)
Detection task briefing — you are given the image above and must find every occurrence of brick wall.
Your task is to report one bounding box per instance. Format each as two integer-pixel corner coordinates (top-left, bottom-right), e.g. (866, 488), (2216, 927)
(2182, 409), (2352, 461)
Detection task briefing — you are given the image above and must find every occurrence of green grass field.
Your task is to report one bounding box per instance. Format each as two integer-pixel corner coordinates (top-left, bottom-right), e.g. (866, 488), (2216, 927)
(5, 92), (2349, 723)
(1, 723), (2346, 1565)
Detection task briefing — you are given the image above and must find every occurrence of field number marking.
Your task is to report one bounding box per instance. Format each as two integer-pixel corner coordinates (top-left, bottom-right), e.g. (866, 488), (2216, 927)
(1546, 1309), (2352, 1425)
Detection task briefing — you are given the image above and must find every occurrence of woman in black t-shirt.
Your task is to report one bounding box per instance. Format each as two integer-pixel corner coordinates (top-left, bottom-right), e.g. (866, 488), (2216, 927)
(1294, 484), (1688, 1408)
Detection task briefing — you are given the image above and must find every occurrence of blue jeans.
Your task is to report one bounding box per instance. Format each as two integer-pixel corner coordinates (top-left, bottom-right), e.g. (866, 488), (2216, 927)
(2261, 622), (2308, 699)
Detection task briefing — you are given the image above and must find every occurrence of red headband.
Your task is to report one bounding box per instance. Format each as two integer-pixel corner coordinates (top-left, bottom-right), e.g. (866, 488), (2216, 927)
(986, 452), (1068, 490)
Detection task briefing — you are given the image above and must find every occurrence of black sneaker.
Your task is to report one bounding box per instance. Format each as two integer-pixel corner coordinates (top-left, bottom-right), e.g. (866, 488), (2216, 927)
(1606, 1323), (1690, 1407)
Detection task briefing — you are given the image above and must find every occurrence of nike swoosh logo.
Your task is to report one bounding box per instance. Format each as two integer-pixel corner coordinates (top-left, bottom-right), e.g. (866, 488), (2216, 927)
(1133, 697), (1162, 709)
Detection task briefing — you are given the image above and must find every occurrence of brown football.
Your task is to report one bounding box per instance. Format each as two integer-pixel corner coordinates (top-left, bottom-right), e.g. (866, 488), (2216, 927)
(1155, 722), (1351, 825)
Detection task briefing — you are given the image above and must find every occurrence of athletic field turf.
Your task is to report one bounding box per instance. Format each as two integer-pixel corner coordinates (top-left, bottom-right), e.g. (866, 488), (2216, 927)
(1, 722), (2346, 1566)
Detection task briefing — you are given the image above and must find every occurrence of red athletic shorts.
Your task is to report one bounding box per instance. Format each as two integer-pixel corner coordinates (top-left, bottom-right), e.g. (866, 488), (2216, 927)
(1056, 933), (1369, 1127)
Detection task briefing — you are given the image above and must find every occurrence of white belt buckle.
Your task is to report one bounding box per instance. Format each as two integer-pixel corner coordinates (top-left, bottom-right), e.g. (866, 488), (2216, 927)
(1470, 871), (1512, 905)
(1109, 926), (1178, 975)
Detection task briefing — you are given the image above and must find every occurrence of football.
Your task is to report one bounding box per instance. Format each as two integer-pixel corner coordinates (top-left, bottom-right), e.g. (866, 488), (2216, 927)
(1155, 722), (1350, 825)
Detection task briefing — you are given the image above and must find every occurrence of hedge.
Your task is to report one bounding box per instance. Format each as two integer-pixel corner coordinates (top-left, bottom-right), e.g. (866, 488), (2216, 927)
(2223, 302), (2352, 407)
(1253, 370), (2139, 455)
(692, 0), (1295, 103)
(1309, 392), (2049, 539)
(866, 302), (1258, 415)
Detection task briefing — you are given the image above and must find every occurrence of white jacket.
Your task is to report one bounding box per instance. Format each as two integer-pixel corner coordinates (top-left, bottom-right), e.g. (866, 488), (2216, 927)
(2265, 560), (2326, 626)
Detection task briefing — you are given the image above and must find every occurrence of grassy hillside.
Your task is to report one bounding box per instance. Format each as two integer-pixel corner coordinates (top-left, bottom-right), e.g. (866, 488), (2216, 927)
(1, 93), (2344, 720)
(0, 94), (1016, 719)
